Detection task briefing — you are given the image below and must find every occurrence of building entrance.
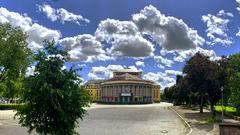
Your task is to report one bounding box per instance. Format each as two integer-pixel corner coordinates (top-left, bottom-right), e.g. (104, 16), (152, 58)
(120, 93), (132, 103)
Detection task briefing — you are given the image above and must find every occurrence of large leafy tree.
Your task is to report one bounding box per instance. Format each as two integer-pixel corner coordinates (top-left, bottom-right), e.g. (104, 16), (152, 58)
(16, 41), (91, 135)
(204, 58), (224, 116)
(0, 23), (31, 82)
(183, 53), (208, 113)
(0, 23), (31, 99)
(175, 76), (192, 106)
(226, 53), (240, 115)
(183, 52), (222, 114)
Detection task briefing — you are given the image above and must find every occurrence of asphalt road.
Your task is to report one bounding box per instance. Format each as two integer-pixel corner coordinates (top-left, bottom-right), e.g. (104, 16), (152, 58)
(78, 103), (187, 135)
(0, 103), (187, 135)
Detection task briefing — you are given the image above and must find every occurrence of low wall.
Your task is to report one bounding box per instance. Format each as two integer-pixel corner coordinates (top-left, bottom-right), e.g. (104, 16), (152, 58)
(219, 123), (240, 135)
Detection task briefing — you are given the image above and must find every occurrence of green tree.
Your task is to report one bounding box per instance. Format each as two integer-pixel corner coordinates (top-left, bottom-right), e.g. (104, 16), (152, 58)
(0, 23), (31, 98)
(183, 52), (222, 114)
(16, 40), (91, 135)
(183, 53), (208, 113)
(204, 59), (224, 116)
(174, 76), (191, 106)
(226, 53), (240, 115)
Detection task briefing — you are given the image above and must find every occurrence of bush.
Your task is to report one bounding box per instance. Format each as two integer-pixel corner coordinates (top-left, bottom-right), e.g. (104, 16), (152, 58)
(0, 104), (25, 110)
(215, 105), (236, 113)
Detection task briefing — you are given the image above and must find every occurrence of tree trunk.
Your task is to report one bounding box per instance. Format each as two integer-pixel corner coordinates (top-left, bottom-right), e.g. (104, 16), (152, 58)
(200, 95), (203, 113)
(210, 102), (216, 117)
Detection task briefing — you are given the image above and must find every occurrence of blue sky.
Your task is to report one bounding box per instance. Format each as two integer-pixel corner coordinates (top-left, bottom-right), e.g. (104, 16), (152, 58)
(1, 0), (240, 88)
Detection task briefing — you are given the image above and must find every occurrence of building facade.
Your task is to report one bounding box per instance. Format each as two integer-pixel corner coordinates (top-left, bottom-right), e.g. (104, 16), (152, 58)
(84, 69), (160, 103)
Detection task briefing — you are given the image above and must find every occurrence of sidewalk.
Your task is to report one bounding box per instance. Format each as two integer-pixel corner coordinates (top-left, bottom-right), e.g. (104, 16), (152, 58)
(0, 110), (16, 120)
(171, 106), (240, 135)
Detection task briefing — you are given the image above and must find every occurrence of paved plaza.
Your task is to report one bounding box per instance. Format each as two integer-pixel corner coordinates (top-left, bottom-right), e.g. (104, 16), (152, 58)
(0, 103), (187, 135)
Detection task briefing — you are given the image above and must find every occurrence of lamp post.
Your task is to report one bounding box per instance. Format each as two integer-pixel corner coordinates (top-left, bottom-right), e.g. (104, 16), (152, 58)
(221, 86), (224, 123)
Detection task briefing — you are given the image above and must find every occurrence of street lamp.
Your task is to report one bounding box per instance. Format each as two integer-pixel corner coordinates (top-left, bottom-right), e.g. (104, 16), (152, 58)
(221, 86), (224, 123)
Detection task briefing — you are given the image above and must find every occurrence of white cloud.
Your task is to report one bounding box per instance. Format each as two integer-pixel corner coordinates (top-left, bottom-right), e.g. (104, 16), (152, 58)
(61, 65), (67, 70)
(94, 5), (205, 60)
(26, 66), (35, 76)
(109, 35), (154, 57)
(135, 61), (145, 67)
(236, 30), (240, 37)
(173, 56), (185, 63)
(78, 64), (86, 68)
(236, 0), (240, 12)
(173, 47), (220, 62)
(0, 7), (61, 51)
(88, 65), (143, 80)
(128, 65), (142, 72)
(88, 66), (110, 80)
(96, 19), (154, 58)
(95, 19), (138, 41)
(88, 65), (124, 79)
(157, 64), (165, 69)
(217, 10), (234, 17)
(202, 10), (233, 46)
(143, 72), (175, 89)
(37, 4), (89, 25)
(165, 70), (182, 76)
(27, 23), (61, 50)
(154, 56), (174, 67)
(132, 5), (205, 51)
(59, 34), (111, 62)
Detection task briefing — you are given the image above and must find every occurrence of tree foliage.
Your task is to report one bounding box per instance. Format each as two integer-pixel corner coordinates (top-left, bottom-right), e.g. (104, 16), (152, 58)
(16, 41), (91, 135)
(0, 23), (31, 82)
(0, 23), (31, 98)
(226, 54), (240, 115)
(164, 52), (225, 116)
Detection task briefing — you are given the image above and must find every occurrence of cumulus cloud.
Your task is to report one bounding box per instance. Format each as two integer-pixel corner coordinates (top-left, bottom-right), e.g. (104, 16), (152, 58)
(202, 10), (233, 46)
(132, 5), (205, 51)
(37, 4), (89, 25)
(88, 65), (124, 79)
(95, 5), (204, 59)
(95, 19), (138, 41)
(173, 47), (221, 62)
(143, 72), (175, 89)
(88, 65), (142, 79)
(27, 23), (61, 50)
(217, 10), (234, 17)
(154, 56), (174, 67)
(165, 70), (182, 76)
(135, 61), (145, 67)
(59, 34), (111, 62)
(0, 7), (61, 51)
(96, 19), (154, 57)
(128, 65), (142, 72)
(109, 35), (154, 57)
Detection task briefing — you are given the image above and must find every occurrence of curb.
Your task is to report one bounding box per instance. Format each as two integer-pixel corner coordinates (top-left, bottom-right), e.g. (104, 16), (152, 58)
(170, 107), (192, 135)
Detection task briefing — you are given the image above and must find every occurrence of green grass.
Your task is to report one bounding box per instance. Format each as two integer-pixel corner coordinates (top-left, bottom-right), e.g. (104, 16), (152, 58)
(214, 105), (236, 113)
(204, 116), (222, 124)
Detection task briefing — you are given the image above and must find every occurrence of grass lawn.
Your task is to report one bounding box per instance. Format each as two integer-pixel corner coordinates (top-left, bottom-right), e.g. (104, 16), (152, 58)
(214, 105), (236, 113)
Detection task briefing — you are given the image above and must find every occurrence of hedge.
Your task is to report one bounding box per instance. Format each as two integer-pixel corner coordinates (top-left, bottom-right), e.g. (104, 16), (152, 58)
(0, 104), (25, 110)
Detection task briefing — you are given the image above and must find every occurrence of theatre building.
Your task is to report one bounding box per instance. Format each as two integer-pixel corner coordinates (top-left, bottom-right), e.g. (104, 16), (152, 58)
(84, 69), (160, 104)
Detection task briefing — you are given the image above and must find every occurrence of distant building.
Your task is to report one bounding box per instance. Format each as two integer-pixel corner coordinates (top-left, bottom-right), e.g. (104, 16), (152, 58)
(84, 69), (160, 103)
